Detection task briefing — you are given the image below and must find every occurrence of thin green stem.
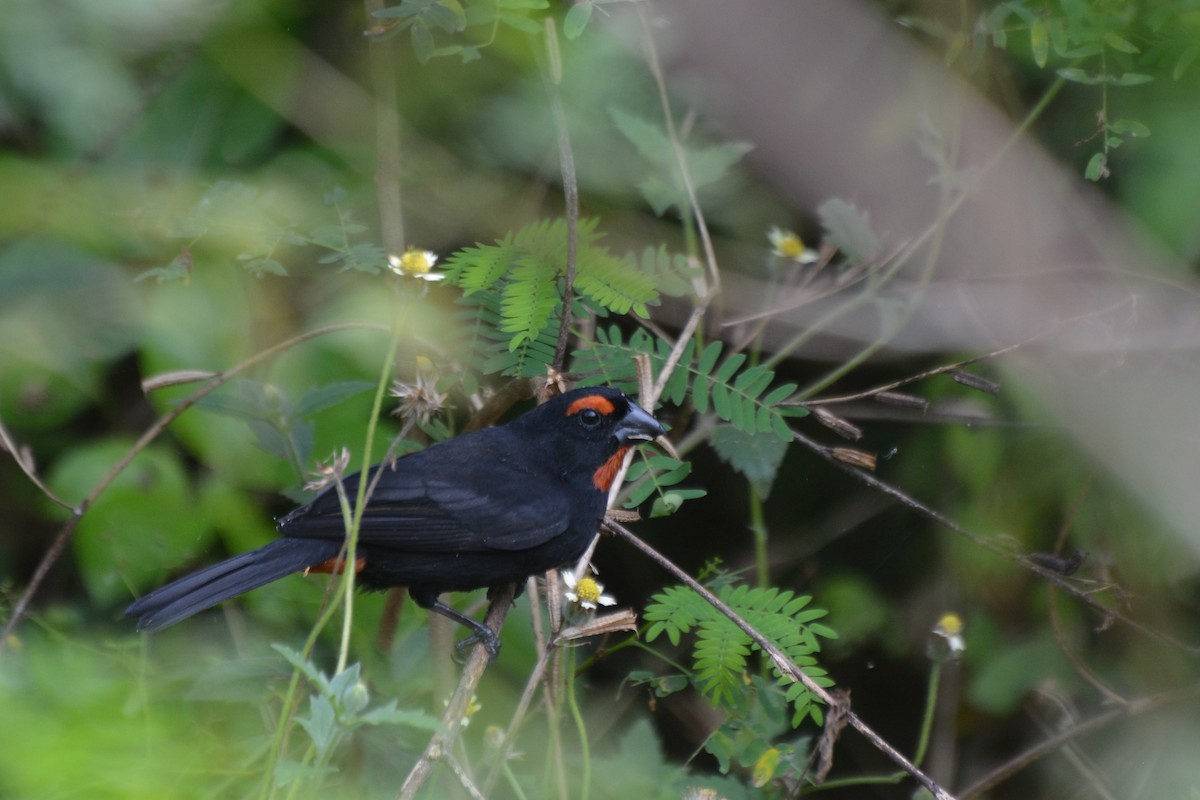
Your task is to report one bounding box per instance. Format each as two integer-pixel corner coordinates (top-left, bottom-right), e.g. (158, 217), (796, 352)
(282, 742), (318, 800)
(501, 761), (530, 800)
(336, 317), (405, 673)
(566, 648), (591, 800)
(913, 662), (942, 767)
(749, 484), (769, 588)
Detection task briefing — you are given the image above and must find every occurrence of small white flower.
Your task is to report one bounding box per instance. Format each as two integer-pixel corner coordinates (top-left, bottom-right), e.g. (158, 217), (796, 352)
(768, 226), (819, 264)
(388, 247), (444, 281)
(561, 569), (617, 611)
(927, 612), (966, 661)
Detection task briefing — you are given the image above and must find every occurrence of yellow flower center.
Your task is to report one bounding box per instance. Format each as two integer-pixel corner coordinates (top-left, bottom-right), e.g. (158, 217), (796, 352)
(776, 234), (806, 259)
(575, 577), (602, 604)
(398, 247), (433, 275)
(937, 612), (963, 636)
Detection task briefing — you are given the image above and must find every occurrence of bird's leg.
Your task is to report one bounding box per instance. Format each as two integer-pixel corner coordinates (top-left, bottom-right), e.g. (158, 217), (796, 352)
(424, 597), (502, 660)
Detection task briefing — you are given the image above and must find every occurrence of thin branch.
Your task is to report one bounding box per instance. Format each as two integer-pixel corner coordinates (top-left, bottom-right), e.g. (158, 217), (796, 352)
(637, 4), (721, 300)
(604, 520), (957, 800)
(957, 684), (1200, 799)
(397, 583), (517, 800)
(803, 298), (1136, 407)
(0, 417), (72, 510)
(543, 25), (581, 373)
(790, 429), (1200, 656)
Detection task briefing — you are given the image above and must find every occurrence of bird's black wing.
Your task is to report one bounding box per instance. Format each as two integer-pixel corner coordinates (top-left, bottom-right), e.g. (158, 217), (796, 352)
(280, 432), (573, 553)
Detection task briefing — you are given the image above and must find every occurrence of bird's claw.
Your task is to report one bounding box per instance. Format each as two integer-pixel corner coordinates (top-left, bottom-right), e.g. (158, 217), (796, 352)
(453, 629), (502, 663)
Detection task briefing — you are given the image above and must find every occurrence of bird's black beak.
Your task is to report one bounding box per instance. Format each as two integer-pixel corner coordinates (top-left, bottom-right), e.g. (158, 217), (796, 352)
(615, 403), (666, 445)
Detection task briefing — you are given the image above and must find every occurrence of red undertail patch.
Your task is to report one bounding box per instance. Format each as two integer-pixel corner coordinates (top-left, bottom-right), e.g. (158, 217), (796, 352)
(305, 556), (367, 577)
(592, 446), (630, 492)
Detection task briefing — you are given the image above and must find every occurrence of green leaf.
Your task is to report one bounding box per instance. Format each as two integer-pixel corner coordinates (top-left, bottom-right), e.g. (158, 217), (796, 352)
(816, 198), (880, 261)
(564, 2), (592, 38)
(299, 695), (339, 757)
(272, 644), (331, 694)
(609, 107), (751, 214)
(296, 381), (375, 417)
(710, 425), (788, 497)
(1108, 119), (1150, 138)
(241, 257), (288, 277)
(761, 382), (796, 406)
(771, 413), (794, 442)
(713, 353), (746, 384)
(650, 488), (707, 518)
(358, 701), (441, 729)
(1056, 67), (1099, 84)
(1103, 31), (1138, 54)
(1112, 72), (1153, 86)
(50, 440), (209, 604)
(1173, 45), (1199, 79)
(411, 23), (434, 63)
(498, 11), (543, 33)
(1084, 151), (1108, 181)
(1029, 18), (1049, 68)
(697, 341), (723, 375)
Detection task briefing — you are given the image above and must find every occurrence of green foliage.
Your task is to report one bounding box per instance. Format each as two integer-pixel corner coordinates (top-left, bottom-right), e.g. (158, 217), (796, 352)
(135, 183), (389, 283)
(444, 217), (659, 375)
(644, 582), (836, 728)
(575, 327), (806, 442)
(633, 244), (706, 298)
(371, 0), (552, 64)
(816, 198), (881, 263)
(196, 379), (375, 477)
(48, 440), (210, 604)
(709, 425), (788, 498)
(974, 0), (1200, 179)
(704, 675), (808, 780)
(623, 451), (707, 517)
(609, 107), (753, 216)
(273, 645), (440, 780)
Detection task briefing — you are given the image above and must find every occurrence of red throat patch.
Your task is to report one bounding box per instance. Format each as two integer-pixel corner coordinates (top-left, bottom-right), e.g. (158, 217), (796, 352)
(592, 446), (630, 492)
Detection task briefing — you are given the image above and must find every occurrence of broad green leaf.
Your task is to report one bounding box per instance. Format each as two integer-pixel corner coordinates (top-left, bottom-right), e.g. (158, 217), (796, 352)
(710, 425), (788, 497)
(411, 23), (434, 63)
(49, 440), (209, 604)
(1174, 45), (1199, 79)
(1108, 119), (1150, 138)
(1103, 32), (1138, 54)
(1030, 18), (1048, 68)
(1057, 67), (1099, 84)
(1112, 72), (1153, 86)
(564, 2), (592, 38)
(816, 198), (880, 261)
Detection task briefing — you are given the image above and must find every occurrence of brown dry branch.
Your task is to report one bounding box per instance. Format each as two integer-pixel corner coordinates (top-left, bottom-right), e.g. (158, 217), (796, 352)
(604, 520), (957, 800)
(791, 429), (1200, 656)
(397, 583), (517, 800)
(957, 683), (1200, 799)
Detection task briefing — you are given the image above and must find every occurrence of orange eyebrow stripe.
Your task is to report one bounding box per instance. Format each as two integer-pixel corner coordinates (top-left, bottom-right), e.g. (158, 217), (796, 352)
(567, 394), (615, 417)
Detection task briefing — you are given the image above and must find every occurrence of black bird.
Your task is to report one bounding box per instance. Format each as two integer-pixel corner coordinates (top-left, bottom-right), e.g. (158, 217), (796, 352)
(125, 386), (665, 655)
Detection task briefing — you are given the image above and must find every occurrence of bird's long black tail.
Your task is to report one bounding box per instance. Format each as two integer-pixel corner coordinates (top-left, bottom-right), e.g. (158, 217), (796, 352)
(125, 538), (342, 632)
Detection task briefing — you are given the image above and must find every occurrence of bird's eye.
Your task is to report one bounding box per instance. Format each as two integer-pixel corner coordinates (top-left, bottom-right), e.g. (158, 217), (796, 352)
(578, 408), (603, 429)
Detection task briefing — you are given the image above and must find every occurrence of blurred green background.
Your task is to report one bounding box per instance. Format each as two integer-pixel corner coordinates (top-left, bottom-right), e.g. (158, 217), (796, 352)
(2, 0), (1200, 798)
